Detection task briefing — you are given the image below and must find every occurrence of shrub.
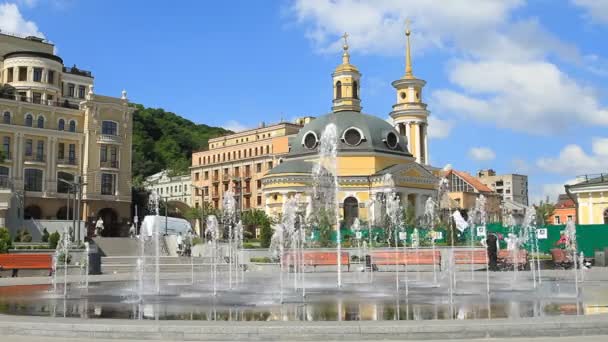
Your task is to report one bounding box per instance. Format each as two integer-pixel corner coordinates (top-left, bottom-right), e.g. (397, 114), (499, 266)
(242, 242), (261, 249)
(13, 228), (32, 243)
(250, 256), (272, 263)
(0, 227), (11, 253)
(48, 231), (61, 249)
(260, 222), (272, 248)
(42, 228), (50, 243)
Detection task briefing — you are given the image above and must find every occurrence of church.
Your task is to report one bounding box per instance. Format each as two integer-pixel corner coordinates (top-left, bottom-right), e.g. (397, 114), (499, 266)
(261, 28), (439, 225)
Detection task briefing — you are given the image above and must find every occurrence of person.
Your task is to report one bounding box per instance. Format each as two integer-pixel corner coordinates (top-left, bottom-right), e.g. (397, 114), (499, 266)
(486, 233), (498, 271)
(94, 217), (104, 237)
(176, 232), (183, 256)
(129, 224), (136, 239)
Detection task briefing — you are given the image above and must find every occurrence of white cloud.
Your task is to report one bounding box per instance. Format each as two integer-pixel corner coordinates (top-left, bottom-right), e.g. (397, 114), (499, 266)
(572, 0), (608, 24)
(0, 3), (44, 37)
(468, 147), (496, 162)
(537, 137), (608, 176)
(530, 179), (579, 205)
(427, 116), (453, 139)
(433, 60), (608, 134)
(223, 120), (249, 133)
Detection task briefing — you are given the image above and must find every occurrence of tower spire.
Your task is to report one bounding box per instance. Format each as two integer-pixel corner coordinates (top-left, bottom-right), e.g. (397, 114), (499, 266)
(405, 19), (414, 79)
(342, 32), (350, 64)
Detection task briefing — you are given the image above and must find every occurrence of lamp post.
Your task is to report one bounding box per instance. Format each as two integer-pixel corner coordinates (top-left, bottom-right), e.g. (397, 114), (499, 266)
(58, 175), (86, 243)
(191, 184), (206, 236)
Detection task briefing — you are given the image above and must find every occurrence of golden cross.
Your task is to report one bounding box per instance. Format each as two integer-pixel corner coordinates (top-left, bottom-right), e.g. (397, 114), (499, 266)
(342, 32), (349, 46)
(405, 18), (411, 35)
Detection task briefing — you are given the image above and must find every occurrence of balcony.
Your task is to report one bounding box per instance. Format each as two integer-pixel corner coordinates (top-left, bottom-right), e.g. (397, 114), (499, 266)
(243, 171), (252, 180)
(100, 160), (119, 169)
(211, 175), (220, 183)
(222, 174), (230, 183)
(24, 154), (45, 163)
(63, 65), (93, 78)
(57, 157), (78, 167)
(97, 134), (122, 144)
(0, 93), (80, 110)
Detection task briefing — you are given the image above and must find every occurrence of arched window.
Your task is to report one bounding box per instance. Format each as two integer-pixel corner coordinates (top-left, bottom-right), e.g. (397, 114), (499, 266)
(58, 119), (65, 131)
(353, 81), (358, 99)
(336, 81), (342, 99)
(3, 112), (10, 124)
(343, 197), (359, 227)
(37, 116), (44, 128)
(25, 114), (33, 127)
(604, 208), (608, 224)
(69, 120), (76, 132)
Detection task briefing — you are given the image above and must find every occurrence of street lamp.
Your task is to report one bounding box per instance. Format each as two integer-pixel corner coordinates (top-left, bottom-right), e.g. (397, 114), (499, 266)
(58, 175), (86, 243)
(191, 184), (206, 236)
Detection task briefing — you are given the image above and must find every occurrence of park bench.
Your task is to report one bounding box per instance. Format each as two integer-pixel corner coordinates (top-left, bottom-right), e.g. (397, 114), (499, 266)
(498, 249), (528, 270)
(0, 253), (53, 277)
(453, 249), (488, 265)
(370, 250), (441, 270)
(282, 251), (350, 272)
(551, 248), (574, 269)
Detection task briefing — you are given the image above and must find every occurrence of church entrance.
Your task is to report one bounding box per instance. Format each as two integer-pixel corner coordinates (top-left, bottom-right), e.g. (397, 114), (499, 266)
(343, 197), (359, 228)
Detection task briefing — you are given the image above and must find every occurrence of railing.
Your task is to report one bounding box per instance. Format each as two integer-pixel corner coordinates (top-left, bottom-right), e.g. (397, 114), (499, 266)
(100, 160), (119, 168)
(576, 173), (608, 184)
(57, 157), (77, 165)
(0, 93), (80, 109)
(97, 134), (122, 144)
(24, 154), (45, 162)
(63, 66), (93, 78)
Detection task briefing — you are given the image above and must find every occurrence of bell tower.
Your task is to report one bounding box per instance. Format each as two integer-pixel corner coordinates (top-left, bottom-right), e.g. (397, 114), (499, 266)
(389, 21), (430, 164)
(332, 33), (362, 113)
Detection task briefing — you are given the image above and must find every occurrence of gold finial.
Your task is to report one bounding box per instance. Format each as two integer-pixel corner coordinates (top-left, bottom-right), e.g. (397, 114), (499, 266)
(405, 19), (413, 78)
(342, 32), (350, 64)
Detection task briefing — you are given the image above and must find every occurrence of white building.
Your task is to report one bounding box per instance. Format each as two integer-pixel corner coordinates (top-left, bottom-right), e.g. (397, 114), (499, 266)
(144, 170), (192, 206)
(477, 169), (529, 206)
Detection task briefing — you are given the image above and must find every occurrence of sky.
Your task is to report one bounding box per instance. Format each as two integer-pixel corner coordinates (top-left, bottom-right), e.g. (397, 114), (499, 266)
(1, 0), (608, 204)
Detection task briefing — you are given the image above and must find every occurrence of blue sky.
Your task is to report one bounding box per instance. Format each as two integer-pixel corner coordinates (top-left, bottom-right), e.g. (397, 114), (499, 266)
(2, 0), (608, 203)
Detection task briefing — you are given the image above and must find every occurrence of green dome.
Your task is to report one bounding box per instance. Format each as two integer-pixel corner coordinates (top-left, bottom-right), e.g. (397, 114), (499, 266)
(288, 111), (411, 157)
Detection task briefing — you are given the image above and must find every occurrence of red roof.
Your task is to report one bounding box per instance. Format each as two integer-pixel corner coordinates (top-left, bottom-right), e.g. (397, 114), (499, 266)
(444, 169), (494, 193)
(556, 195), (575, 209)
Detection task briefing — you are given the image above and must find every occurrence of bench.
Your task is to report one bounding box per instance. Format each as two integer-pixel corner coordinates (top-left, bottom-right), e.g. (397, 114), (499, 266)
(370, 250), (441, 270)
(498, 249), (528, 270)
(282, 251), (350, 272)
(453, 250), (488, 265)
(0, 254), (53, 277)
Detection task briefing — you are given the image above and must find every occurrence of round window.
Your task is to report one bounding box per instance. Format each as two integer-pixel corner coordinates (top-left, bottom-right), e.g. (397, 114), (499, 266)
(385, 132), (399, 149)
(303, 132), (318, 149)
(400, 92), (406, 99)
(343, 128), (363, 146)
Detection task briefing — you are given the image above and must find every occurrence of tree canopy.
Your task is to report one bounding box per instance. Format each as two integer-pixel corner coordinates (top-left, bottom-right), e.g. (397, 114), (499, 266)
(131, 104), (230, 183)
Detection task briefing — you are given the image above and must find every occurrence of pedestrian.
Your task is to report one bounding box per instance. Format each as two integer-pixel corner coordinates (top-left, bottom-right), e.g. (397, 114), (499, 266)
(176, 232), (183, 256)
(486, 233), (498, 271)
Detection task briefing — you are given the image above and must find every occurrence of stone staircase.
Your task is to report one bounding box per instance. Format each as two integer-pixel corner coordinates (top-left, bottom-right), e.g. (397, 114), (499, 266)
(101, 256), (216, 274)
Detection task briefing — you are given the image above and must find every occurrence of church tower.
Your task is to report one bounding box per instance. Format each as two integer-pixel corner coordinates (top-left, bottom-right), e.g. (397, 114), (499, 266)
(389, 23), (430, 164)
(332, 33), (362, 113)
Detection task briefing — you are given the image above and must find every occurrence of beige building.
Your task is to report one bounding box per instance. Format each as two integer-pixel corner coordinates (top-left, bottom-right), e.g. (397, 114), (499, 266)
(477, 169), (528, 206)
(445, 169), (502, 222)
(0, 32), (133, 236)
(190, 119), (311, 212)
(566, 174), (608, 225)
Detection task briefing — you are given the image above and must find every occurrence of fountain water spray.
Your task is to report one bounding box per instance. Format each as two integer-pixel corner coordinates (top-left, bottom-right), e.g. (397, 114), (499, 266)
(312, 123), (341, 288)
(222, 190), (237, 289)
(423, 196), (439, 284)
(206, 215), (220, 296)
(565, 219), (579, 297)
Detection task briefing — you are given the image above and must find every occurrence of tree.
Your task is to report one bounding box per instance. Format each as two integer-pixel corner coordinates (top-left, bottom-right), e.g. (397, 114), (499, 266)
(0, 227), (12, 253)
(535, 201), (556, 226)
(183, 202), (218, 233)
(402, 205), (416, 228)
(242, 209), (273, 245)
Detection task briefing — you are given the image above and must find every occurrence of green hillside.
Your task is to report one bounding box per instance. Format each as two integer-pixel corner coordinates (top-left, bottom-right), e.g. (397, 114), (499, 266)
(131, 104), (230, 183)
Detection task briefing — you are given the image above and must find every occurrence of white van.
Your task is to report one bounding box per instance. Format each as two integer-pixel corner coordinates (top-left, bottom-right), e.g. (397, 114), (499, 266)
(140, 215), (192, 237)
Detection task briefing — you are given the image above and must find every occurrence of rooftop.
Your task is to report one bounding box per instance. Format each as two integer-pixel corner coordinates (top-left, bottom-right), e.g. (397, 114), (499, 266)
(570, 173), (608, 188)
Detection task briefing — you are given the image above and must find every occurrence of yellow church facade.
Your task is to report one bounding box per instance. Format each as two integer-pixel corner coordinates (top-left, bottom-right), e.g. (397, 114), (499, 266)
(261, 30), (438, 225)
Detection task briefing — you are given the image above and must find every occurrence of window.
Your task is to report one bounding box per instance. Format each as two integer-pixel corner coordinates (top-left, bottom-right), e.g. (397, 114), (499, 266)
(23, 139), (34, 159)
(343, 128), (363, 146)
(567, 215), (573, 222)
(195, 172), (200, 181)
(69, 120), (76, 132)
(36, 141), (44, 161)
(257, 196), (262, 206)
(0, 166), (8, 178)
(68, 84), (75, 97)
(32, 92), (42, 104)
(554, 216), (561, 225)
(3, 112), (10, 124)
(336, 81), (342, 99)
(18, 67), (27, 81)
(257, 180), (262, 188)
(68, 144), (75, 163)
(102, 121), (118, 135)
(33, 68), (42, 82)
(256, 163), (262, 173)
(353, 81), (358, 99)
(6, 67), (13, 82)
(101, 173), (115, 195)
(37, 116), (44, 128)
(267, 161), (273, 169)
(204, 171), (209, 180)
(2, 137), (10, 158)
(57, 172), (73, 193)
(24, 169), (43, 191)
(58, 143), (65, 159)
(25, 114), (33, 127)
(604, 209), (608, 224)
(58, 119), (65, 131)
(100, 145), (107, 162)
(78, 86), (86, 99)
(47, 70), (54, 84)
